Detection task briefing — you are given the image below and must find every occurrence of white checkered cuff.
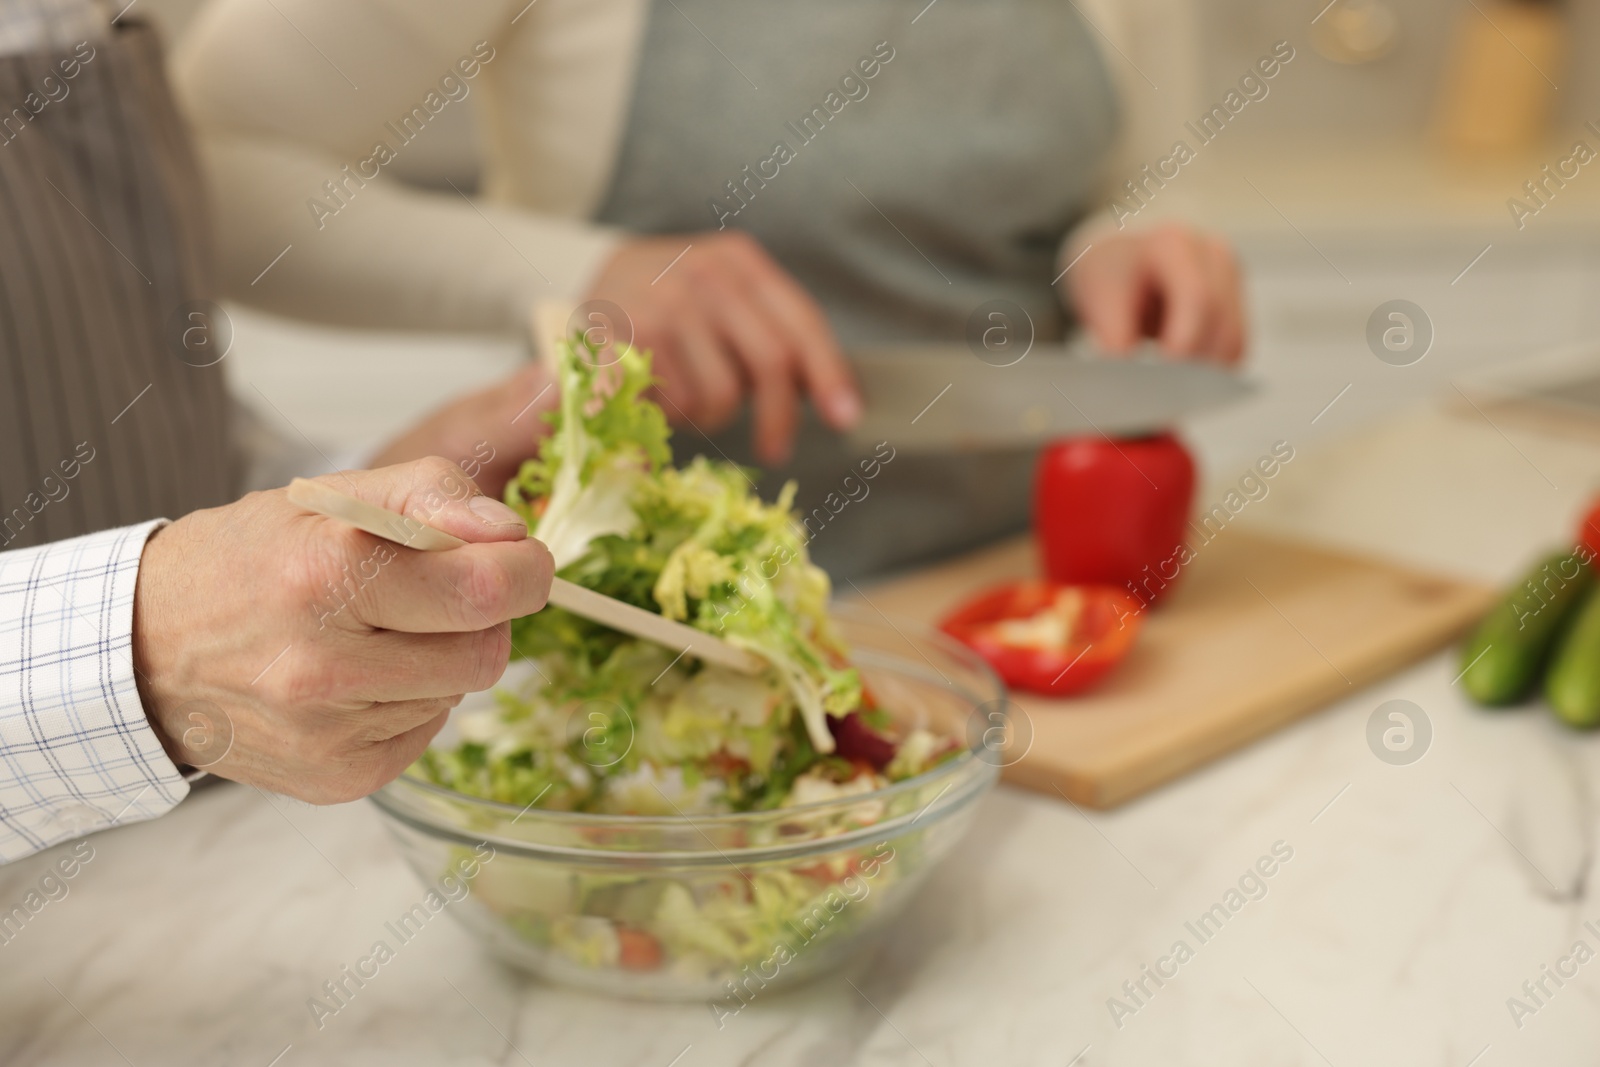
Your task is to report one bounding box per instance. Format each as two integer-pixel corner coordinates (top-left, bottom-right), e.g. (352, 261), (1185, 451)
(0, 520), (187, 862)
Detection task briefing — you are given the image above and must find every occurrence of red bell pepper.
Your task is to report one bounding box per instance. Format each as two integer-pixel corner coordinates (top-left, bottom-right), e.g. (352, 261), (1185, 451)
(1580, 499), (1600, 562)
(1033, 432), (1195, 607)
(940, 582), (1143, 696)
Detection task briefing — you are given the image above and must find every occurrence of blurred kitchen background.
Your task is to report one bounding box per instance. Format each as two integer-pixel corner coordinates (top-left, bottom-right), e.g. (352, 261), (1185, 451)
(140, 0), (1600, 558)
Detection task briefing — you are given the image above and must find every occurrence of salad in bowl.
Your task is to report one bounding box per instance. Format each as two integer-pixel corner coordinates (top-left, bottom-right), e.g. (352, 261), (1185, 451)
(370, 335), (1003, 999)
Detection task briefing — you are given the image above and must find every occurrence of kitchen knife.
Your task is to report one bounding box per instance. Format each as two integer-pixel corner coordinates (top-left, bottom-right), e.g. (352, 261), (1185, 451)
(845, 342), (1253, 452)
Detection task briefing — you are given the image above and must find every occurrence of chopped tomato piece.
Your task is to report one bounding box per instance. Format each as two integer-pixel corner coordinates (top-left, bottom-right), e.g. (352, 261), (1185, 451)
(793, 853), (870, 884)
(616, 927), (663, 971)
(940, 582), (1144, 696)
(704, 748), (751, 780)
(792, 861), (838, 882)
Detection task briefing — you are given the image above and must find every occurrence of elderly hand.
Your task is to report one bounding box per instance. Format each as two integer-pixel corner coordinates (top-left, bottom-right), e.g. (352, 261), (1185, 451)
(582, 231), (862, 465)
(1063, 224), (1246, 365)
(132, 458), (554, 804)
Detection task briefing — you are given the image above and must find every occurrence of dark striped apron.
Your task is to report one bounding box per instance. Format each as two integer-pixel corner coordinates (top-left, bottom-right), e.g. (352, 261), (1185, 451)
(0, 18), (235, 552)
(595, 0), (1118, 580)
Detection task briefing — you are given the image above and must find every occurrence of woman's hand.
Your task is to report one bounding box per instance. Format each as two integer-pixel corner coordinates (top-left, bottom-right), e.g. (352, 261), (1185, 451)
(582, 232), (862, 465)
(1063, 224), (1246, 365)
(368, 362), (558, 502)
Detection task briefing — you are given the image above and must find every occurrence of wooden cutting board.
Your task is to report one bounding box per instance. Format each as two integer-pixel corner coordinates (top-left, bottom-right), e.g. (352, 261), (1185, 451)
(856, 530), (1497, 809)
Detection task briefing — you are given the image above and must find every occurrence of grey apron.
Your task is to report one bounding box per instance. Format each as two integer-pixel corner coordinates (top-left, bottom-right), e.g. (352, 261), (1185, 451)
(0, 19), (236, 551)
(596, 0), (1118, 580)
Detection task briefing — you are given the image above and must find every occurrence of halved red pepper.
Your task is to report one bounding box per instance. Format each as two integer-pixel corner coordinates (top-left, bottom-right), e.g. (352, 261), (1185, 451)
(1580, 499), (1600, 562)
(939, 582), (1144, 696)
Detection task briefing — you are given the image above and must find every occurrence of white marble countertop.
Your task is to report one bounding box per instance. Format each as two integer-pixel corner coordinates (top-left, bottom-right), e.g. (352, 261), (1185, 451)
(5, 392), (1600, 1067)
(10, 246), (1600, 1067)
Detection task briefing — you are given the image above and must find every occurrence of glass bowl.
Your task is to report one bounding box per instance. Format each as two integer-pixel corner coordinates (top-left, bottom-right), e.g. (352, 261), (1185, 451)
(368, 603), (1005, 1001)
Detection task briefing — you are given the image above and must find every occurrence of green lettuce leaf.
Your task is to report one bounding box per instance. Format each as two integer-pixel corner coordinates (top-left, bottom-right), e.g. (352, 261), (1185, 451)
(473, 334), (872, 806)
(507, 340), (670, 569)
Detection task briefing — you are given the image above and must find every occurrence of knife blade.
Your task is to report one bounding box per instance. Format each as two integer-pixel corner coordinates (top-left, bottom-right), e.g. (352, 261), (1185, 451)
(845, 342), (1253, 452)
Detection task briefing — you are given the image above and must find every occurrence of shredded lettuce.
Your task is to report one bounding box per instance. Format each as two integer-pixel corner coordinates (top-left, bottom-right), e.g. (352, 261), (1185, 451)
(499, 335), (860, 769)
(417, 334), (949, 816)
(521, 343), (669, 569)
(412, 338), (965, 984)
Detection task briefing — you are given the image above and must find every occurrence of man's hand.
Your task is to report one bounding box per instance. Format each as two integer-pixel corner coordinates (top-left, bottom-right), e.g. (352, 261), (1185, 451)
(132, 458), (554, 804)
(368, 362), (558, 502)
(1064, 224), (1246, 365)
(584, 232), (862, 465)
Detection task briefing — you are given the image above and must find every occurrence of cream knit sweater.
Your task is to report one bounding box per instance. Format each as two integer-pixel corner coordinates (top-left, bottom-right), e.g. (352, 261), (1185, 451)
(172, 0), (1201, 336)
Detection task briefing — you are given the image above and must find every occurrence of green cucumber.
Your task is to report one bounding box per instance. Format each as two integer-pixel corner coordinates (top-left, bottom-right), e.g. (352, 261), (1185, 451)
(1546, 584), (1600, 728)
(1459, 551), (1592, 706)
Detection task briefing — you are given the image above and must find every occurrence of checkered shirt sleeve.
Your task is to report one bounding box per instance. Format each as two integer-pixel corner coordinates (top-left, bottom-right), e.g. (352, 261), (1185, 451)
(0, 520), (187, 862)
